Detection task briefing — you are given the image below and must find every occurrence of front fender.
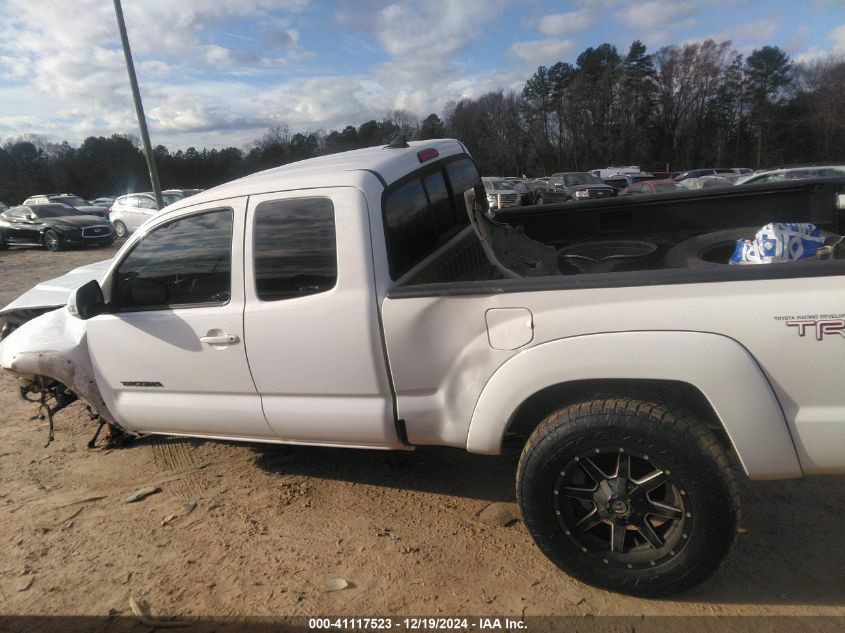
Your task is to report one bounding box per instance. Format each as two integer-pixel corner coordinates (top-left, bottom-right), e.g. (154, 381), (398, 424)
(466, 331), (802, 480)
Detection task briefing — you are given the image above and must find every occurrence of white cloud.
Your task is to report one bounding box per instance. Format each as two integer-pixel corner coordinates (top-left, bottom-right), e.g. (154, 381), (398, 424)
(710, 19), (779, 44)
(832, 24), (845, 49)
(374, 0), (505, 59)
(506, 39), (576, 70)
(538, 10), (595, 36)
(618, 1), (699, 31)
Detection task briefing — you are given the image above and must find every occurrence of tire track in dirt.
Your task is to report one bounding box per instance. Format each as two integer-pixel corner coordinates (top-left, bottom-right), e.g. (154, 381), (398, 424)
(150, 438), (205, 500)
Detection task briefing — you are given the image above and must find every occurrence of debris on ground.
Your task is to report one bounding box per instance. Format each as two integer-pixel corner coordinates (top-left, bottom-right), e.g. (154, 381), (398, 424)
(476, 502), (521, 527)
(161, 501), (198, 526)
(324, 578), (351, 592)
(124, 487), (161, 503)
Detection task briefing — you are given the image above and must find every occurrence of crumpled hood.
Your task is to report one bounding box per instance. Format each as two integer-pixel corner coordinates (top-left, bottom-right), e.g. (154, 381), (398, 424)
(0, 258), (112, 318)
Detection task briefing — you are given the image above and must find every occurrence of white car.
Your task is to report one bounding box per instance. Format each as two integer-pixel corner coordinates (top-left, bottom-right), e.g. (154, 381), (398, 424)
(735, 165), (845, 185)
(482, 177), (521, 211)
(108, 192), (181, 238)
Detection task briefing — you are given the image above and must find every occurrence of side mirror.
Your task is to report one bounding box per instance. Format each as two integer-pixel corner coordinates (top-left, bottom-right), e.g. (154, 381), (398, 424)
(68, 280), (105, 320)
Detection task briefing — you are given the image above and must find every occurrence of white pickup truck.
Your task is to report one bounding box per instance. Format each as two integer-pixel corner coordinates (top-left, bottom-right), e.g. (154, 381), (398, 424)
(2, 138), (845, 597)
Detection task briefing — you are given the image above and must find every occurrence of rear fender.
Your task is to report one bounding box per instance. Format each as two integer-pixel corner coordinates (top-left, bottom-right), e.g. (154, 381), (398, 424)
(466, 331), (802, 479)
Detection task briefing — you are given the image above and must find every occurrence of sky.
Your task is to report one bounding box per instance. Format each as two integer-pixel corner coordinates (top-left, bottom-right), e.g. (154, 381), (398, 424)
(0, 0), (844, 151)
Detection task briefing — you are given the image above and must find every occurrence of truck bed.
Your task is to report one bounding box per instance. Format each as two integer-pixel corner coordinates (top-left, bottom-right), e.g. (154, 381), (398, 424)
(399, 178), (845, 296)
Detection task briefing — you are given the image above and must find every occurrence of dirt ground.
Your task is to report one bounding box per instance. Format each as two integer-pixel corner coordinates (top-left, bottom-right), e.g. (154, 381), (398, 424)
(1, 243), (844, 629)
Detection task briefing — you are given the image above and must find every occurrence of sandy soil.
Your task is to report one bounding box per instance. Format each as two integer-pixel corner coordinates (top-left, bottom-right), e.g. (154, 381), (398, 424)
(1, 243), (844, 628)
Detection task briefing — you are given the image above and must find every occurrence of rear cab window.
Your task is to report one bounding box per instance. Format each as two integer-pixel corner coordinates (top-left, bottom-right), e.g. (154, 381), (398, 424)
(383, 157), (480, 280)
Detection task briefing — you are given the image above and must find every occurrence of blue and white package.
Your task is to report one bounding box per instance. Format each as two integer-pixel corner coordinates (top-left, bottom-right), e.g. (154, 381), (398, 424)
(729, 223), (825, 265)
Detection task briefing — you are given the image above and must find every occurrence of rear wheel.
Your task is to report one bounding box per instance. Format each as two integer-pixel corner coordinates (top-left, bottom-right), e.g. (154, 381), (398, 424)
(113, 220), (128, 238)
(516, 395), (739, 597)
(43, 229), (63, 251)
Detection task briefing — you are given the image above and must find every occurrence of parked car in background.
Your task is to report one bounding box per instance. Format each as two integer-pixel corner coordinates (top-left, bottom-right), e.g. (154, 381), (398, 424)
(649, 171), (678, 180)
(535, 172), (616, 204)
(601, 172), (655, 191)
(674, 168), (750, 182)
(678, 175), (736, 189)
(109, 191), (182, 238)
(482, 177), (521, 212)
(0, 203), (114, 251)
(23, 193), (108, 219)
(618, 179), (686, 195)
(734, 165), (845, 186)
(163, 188), (203, 199)
(90, 197), (115, 207)
(504, 179), (536, 206)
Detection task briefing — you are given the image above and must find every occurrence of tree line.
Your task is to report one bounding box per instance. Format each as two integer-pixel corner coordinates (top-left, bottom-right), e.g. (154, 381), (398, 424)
(1, 39), (843, 205)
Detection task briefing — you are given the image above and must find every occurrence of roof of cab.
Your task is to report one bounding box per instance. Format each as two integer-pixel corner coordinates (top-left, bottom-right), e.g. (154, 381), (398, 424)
(166, 138), (468, 212)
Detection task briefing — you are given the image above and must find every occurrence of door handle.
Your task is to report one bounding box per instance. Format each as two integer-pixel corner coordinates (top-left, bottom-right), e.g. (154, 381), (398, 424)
(200, 334), (240, 345)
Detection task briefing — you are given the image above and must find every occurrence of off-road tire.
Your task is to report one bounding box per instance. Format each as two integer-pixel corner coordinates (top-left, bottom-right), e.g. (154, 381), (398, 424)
(516, 395), (740, 597)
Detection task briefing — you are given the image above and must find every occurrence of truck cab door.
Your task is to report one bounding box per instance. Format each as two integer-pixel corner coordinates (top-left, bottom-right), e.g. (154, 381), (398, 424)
(85, 197), (273, 439)
(243, 188), (400, 448)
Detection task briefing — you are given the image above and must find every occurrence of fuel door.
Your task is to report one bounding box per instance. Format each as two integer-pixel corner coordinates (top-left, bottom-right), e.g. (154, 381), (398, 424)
(486, 307), (534, 351)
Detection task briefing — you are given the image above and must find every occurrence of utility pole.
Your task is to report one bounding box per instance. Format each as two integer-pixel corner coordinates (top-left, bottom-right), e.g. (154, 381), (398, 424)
(113, 0), (163, 209)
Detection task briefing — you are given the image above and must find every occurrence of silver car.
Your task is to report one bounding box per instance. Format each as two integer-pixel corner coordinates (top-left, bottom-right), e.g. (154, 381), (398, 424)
(734, 165), (845, 185)
(109, 192), (181, 238)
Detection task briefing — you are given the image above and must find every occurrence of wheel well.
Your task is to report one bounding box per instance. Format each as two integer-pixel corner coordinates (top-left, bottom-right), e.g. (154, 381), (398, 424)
(503, 379), (732, 453)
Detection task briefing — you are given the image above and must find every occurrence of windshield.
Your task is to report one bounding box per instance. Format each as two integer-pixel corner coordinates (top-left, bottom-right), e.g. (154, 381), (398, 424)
(484, 179), (513, 191)
(33, 205), (84, 218)
(563, 173), (603, 186)
(53, 196), (89, 207)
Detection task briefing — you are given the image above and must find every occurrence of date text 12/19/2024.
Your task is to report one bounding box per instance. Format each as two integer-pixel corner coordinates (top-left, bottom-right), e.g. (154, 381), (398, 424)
(308, 618), (527, 630)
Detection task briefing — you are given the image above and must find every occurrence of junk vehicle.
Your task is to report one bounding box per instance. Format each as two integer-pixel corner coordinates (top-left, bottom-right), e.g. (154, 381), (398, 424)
(534, 172), (616, 204)
(2, 138), (845, 597)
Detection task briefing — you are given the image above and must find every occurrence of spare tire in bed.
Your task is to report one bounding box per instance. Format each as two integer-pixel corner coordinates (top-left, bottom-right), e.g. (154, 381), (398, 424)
(667, 226), (841, 268)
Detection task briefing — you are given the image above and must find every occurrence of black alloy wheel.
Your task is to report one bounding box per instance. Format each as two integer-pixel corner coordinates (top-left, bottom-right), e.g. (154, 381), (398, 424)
(554, 447), (689, 568)
(517, 395), (739, 597)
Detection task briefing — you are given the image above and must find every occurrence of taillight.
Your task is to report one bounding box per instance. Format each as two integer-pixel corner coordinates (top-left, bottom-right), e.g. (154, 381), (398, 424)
(108, 206), (113, 215)
(417, 148), (439, 163)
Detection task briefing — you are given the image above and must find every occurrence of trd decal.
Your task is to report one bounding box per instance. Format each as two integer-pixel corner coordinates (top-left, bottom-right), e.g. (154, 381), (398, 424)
(121, 381), (164, 387)
(786, 319), (845, 341)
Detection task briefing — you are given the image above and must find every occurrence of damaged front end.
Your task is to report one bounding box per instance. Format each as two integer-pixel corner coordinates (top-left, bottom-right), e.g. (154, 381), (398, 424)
(0, 300), (126, 448)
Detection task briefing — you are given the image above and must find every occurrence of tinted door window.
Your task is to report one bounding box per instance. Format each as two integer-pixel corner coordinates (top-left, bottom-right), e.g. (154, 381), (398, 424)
(113, 209), (233, 310)
(253, 198), (337, 301)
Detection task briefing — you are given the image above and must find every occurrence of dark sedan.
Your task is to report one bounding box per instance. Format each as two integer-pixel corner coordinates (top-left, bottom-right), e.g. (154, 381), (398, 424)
(0, 203), (115, 252)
